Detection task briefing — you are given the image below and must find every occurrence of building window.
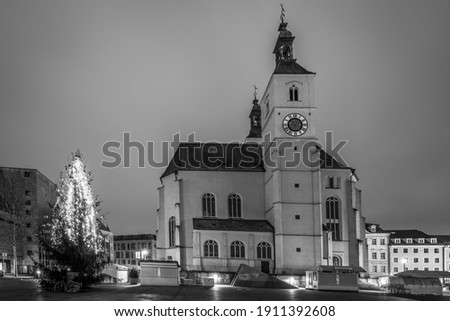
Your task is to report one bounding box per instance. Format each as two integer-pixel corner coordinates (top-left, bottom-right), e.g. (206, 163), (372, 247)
(394, 267), (398, 273)
(26, 236), (32, 242)
(372, 253), (377, 260)
(380, 239), (385, 245)
(131, 260), (136, 265)
(380, 252), (386, 260)
(424, 258), (429, 263)
(406, 238), (412, 244)
(24, 171), (30, 178)
(372, 239), (377, 245)
(25, 200), (31, 206)
(168, 216), (176, 247)
(26, 223), (31, 228)
(372, 266), (377, 273)
(381, 266), (386, 273)
(413, 248), (418, 253)
(435, 258), (439, 263)
(204, 240), (219, 257)
(394, 258), (398, 263)
(403, 248), (408, 253)
(434, 248), (439, 253)
(228, 194), (242, 218)
(435, 268), (439, 271)
(325, 197), (341, 241)
(289, 85), (299, 101)
(25, 190), (31, 196)
(230, 241), (245, 258)
(257, 242), (272, 259)
(424, 248), (429, 253)
(294, 183), (300, 188)
(413, 258), (418, 263)
(325, 176), (340, 189)
(296, 248), (301, 252)
(333, 256), (342, 266)
(27, 250), (33, 256)
(26, 210), (30, 215)
(430, 238), (437, 244)
(294, 214), (300, 220)
(424, 267), (429, 271)
(202, 193), (216, 217)
(394, 239), (400, 244)
(418, 238), (424, 244)
(393, 248), (398, 253)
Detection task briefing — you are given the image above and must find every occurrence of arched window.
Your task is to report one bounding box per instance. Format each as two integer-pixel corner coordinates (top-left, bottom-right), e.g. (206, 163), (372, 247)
(230, 241), (245, 258)
(257, 242), (272, 259)
(333, 255), (342, 266)
(289, 85), (299, 101)
(204, 240), (219, 257)
(202, 193), (216, 217)
(228, 193), (242, 218)
(326, 197), (341, 241)
(168, 216), (176, 247)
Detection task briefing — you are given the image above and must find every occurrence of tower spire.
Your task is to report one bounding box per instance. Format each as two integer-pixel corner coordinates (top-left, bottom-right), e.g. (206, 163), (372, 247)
(246, 86), (262, 141)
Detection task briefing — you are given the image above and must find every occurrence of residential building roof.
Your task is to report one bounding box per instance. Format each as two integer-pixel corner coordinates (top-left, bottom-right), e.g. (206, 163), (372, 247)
(432, 235), (450, 243)
(365, 223), (387, 233)
(395, 270), (450, 278)
(193, 218), (274, 233)
(114, 234), (156, 241)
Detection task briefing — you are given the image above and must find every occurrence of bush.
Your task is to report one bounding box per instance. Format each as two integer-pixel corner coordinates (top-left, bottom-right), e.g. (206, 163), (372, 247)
(129, 268), (139, 279)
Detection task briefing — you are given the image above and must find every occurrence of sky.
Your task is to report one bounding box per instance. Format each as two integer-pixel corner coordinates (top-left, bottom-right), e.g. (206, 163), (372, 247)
(1, 0), (450, 235)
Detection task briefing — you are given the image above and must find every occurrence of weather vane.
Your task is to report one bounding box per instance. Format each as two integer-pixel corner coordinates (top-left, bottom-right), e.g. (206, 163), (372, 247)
(253, 85), (258, 100)
(280, 3), (285, 23)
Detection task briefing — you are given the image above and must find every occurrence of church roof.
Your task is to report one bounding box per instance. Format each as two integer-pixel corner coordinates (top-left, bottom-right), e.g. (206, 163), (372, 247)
(161, 142), (265, 178)
(273, 60), (315, 75)
(193, 218), (274, 233)
(161, 142), (354, 178)
(316, 146), (353, 170)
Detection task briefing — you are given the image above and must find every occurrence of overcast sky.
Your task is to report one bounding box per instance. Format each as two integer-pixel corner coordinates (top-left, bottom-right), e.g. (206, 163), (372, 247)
(1, 0), (450, 235)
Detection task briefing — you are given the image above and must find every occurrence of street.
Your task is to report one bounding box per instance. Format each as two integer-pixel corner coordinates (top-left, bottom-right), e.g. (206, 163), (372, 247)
(2, 277), (450, 301)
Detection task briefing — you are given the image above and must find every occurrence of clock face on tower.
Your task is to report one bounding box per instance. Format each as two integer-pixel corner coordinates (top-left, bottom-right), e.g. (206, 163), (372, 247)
(282, 113), (308, 136)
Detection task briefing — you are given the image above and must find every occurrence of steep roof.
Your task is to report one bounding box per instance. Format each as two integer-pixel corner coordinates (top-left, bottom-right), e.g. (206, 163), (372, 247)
(161, 142), (355, 179)
(387, 230), (430, 239)
(365, 223), (387, 233)
(193, 218), (274, 233)
(433, 235), (450, 243)
(273, 60), (315, 75)
(161, 143), (264, 178)
(316, 146), (353, 170)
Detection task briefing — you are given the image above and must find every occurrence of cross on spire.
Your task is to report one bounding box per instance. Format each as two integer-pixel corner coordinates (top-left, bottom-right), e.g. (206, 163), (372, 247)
(280, 3), (286, 23)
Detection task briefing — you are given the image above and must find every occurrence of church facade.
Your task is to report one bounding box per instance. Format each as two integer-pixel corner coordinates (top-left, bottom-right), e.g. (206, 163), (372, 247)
(156, 17), (367, 279)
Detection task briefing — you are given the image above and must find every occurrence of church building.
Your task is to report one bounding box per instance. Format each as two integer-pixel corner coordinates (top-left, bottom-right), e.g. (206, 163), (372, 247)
(156, 15), (367, 281)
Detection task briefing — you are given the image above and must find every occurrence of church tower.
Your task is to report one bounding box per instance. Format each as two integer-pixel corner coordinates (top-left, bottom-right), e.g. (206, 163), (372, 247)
(261, 11), (323, 274)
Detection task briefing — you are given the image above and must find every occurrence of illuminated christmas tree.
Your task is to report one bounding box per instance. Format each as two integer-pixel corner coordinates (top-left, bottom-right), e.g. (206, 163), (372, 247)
(41, 149), (107, 285)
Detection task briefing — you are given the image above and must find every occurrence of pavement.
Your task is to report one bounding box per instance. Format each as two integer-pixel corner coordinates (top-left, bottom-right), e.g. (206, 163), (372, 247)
(1, 277), (449, 301)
